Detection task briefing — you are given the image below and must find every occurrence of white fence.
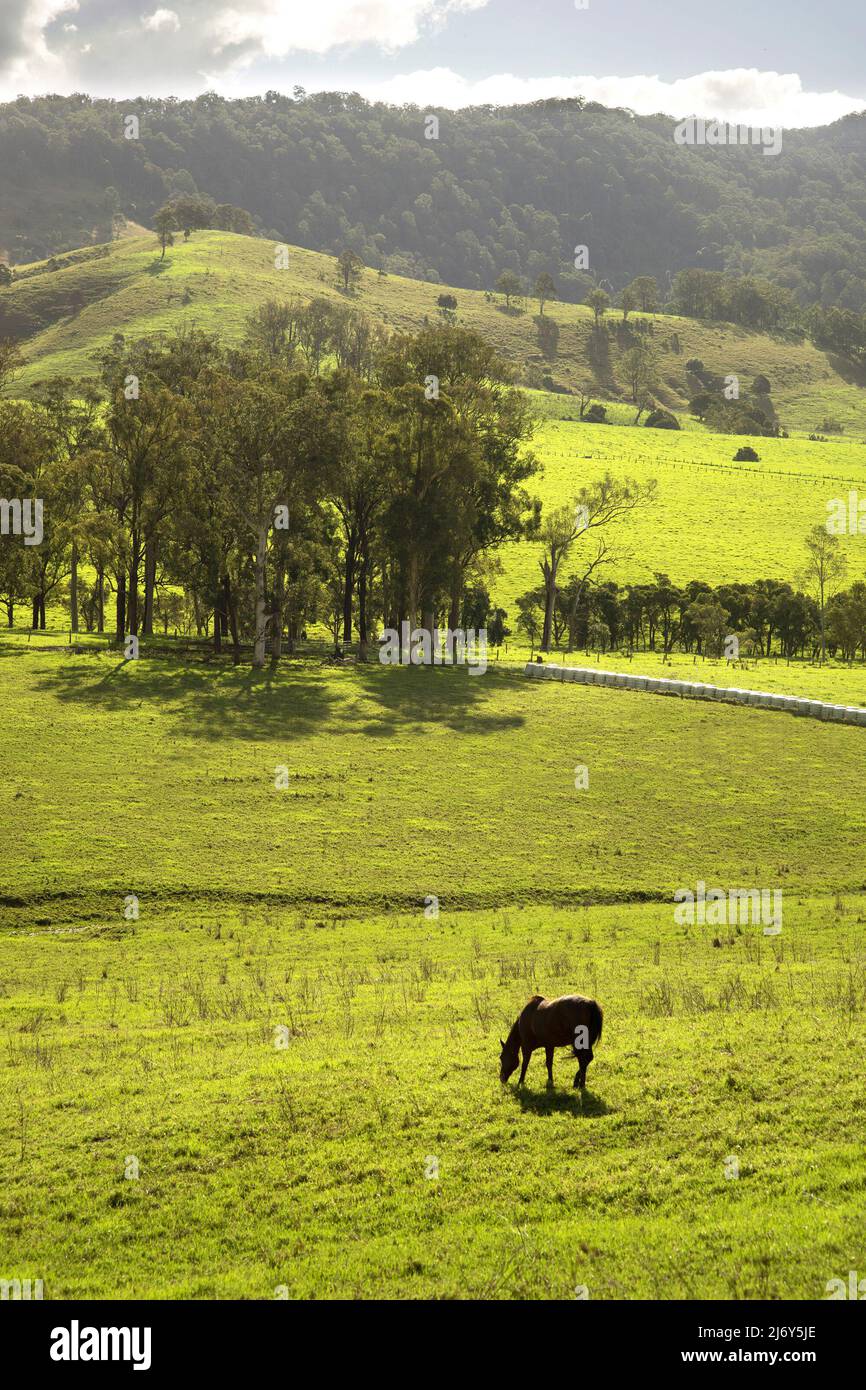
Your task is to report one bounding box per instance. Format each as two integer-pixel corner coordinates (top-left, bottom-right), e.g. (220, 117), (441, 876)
(524, 662), (866, 725)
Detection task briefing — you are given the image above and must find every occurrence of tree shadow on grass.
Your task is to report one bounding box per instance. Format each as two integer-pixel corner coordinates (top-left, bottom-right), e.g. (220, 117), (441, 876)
(26, 649), (525, 742)
(353, 662), (526, 736)
(510, 1086), (611, 1118)
(30, 655), (341, 742)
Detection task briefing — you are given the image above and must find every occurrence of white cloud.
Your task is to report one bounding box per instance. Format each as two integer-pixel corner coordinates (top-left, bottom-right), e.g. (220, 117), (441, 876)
(0, 2), (80, 95)
(142, 8), (181, 33)
(211, 0), (488, 59)
(355, 67), (866, 129)
(0, 1), (863, 135)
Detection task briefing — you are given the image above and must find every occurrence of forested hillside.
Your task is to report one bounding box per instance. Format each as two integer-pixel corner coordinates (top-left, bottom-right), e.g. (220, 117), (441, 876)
(3, 91), (866, 308)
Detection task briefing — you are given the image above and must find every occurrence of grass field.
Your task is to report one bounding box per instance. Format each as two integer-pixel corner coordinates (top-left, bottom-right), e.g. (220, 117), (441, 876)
(4, 641), (866, 913)
(496, 417), (866, 616)
(2, 897), (865, 1300)
(2, 641), (866, 1298)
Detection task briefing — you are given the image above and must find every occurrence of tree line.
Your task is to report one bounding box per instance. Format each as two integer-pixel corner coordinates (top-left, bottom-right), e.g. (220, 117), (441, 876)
(517, 525), (858, 664)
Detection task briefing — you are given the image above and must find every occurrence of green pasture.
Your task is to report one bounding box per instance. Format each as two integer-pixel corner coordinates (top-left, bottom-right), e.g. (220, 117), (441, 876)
(2, 637), (865, 1299)
(1, 893), (865, 1299)
(495, 418), (866, 617)
(3, 642), (866, 917)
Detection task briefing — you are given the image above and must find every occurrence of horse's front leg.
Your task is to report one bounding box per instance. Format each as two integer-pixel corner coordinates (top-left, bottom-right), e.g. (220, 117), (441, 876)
(518, 1045), (532, 1087)
(545, 1046), (555, 1088)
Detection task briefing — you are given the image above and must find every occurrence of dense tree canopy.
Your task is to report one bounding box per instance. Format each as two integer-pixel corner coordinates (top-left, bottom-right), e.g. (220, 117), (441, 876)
(3, 92), (866, 309)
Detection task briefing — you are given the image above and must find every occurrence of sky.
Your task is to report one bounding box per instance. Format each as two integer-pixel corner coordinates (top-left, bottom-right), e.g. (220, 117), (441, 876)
(1, 0), (864, 128)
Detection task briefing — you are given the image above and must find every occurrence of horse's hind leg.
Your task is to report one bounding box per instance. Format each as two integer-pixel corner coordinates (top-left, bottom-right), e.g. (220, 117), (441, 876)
(573, 1050), (591, 1089)
(545, 1046), (555, 1089)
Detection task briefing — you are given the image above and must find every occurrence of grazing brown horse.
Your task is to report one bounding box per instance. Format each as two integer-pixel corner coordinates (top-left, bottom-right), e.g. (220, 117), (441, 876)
(500, 994), (603, 1090)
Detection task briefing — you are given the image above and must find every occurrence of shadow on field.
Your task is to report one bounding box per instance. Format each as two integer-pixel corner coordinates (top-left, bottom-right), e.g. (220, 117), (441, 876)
(26, 648), (524, 740)
(354, 663), (525, 735)
(510, 1087), (610, 1118)
(30, 656), (340, 741)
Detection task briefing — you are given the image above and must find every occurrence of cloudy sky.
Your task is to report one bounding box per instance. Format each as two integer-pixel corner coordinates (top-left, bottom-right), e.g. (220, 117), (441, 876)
(1, 0), (864, 127)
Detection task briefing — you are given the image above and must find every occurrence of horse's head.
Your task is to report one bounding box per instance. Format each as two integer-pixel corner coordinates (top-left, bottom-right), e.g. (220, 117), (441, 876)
(499, 1036), (519, 1084)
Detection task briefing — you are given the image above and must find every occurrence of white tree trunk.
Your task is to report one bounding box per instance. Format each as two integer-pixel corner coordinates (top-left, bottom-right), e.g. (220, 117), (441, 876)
(253, 522), (268, 668)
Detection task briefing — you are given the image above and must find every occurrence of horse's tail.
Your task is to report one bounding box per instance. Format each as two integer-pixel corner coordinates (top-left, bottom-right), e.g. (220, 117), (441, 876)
(588, 999), (603, 1045)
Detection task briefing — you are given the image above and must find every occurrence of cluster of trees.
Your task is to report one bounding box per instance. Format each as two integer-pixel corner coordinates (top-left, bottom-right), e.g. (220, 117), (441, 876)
(685, 361), (781, 436)
(809, 304), (866, 364)
(0, 316), (539, 662)
(516, 526), (856, 663)
(669, 269), (796, 330)
(4, 92), (866, 309)
(152, 195), (257, 257)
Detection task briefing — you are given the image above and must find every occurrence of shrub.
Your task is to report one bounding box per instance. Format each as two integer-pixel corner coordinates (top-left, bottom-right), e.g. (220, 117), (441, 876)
(733, 446), (759, 462)
(645, 408), (680, 430)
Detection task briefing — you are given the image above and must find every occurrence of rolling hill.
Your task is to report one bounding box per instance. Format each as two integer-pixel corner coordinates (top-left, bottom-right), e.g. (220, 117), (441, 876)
(4, 93), (866, 309)
(6, 227), (866, 440)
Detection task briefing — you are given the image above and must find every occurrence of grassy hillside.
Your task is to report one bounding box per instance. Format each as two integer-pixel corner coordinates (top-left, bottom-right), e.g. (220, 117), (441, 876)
(7, 228), (866, 626)
(497, 418), (866, 617)
(6, 229), (866, 438)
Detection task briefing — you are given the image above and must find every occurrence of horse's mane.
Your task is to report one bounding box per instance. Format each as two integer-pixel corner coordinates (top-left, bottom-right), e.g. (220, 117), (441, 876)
(504, 1018), (521, 1052)
(505, 996), (545, 1052)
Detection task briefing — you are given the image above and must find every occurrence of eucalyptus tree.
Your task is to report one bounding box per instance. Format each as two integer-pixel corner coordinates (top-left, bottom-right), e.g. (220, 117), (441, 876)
(537, 473), (656, 652)
(31, 379), (103, 632)
(103, 376), (193, 639)
(0, 398), (61, 628)
(375, 323), (537, 653)
(800, 524), (848, 663)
